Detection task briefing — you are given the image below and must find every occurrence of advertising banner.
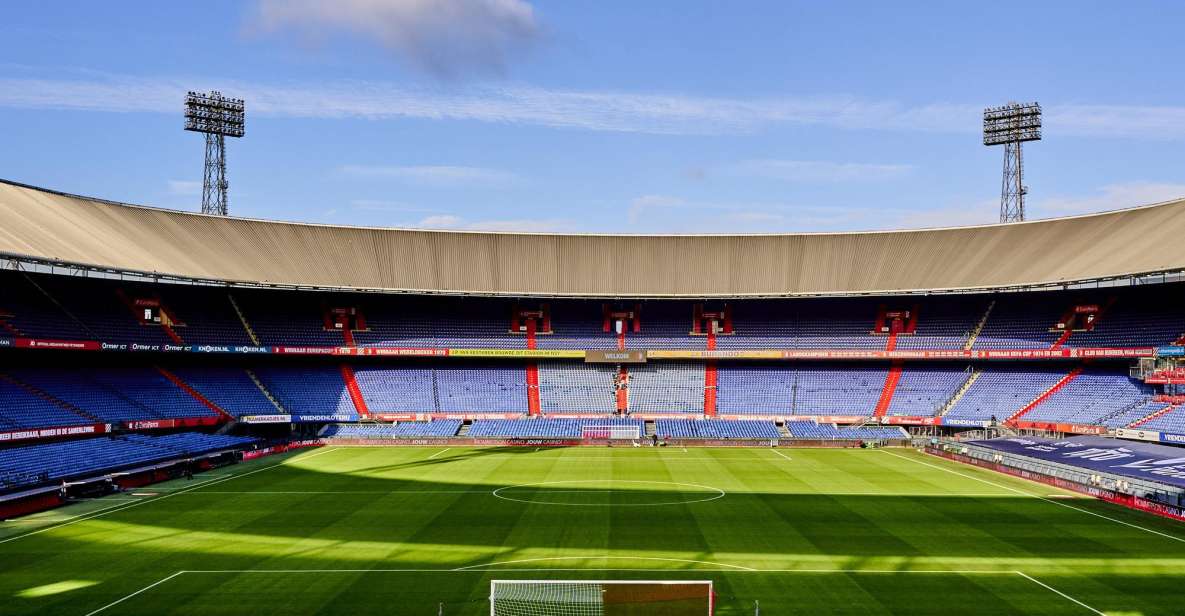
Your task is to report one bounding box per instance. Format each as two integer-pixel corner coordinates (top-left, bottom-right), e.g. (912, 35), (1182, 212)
(1115, 428), (1161, 442)
(970, 436), (1185, 489)
(881, 416), (942, 426)
(0, 423), (106, 443)
(585, 350), (647, 363)
(449, 348), (585, 359)
(240, 414), (292, 424)
(1157, 346), (1185, 357)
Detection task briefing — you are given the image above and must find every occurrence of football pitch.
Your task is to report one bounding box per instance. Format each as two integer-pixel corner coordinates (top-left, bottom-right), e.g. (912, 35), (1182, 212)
(2, 446), (1184, 615)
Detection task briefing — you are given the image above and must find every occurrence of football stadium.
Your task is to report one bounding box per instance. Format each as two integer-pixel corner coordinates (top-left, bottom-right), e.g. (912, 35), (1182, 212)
(5, 3), (1185, 615)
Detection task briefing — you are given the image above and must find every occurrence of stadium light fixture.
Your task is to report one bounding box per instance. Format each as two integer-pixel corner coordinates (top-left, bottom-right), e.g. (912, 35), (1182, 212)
(184, 91), (245, 217)
(983, 102), (1041, 224)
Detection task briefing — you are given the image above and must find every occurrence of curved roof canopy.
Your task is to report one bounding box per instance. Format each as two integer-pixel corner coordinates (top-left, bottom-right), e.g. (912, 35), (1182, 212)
(2, 179), (1184, 297)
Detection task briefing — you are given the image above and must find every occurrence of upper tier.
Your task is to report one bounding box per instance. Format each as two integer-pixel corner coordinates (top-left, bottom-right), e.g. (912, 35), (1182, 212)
(4, 179), (1185, 297)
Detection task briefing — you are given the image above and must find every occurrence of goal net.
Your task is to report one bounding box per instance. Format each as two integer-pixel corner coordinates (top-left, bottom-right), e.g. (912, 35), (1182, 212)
(490, 580), (713, 616)
(581, 426), (642, 440)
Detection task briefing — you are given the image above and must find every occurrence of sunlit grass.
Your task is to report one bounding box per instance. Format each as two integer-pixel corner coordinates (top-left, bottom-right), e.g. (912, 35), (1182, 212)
(15, 580), (98, 598)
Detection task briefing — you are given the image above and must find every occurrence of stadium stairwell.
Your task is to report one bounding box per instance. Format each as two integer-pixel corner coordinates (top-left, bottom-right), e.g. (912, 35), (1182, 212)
(116, 289), (185, 345)
(522, 316), (541, 416)
(227, 293), (261, 346)
(1005, 366), (1084, 423)
(245, 369), (287, 413)
(937, 368), (981, 417)
(1050, 329), (1073, 349)
(0, 372), (101, 423)
(964, 300), (995, 350)
(156, 367), (234, 421)
(704, 318), (718, 417)
(1130, 402), (1181, 428)
(339, 364), (371, 419)
(873, 362), (904, 417)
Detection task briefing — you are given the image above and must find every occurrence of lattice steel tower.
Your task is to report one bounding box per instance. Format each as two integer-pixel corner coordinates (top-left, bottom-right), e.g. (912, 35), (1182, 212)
(983, 102), (1041, 223)
(184, 91), (245, 216)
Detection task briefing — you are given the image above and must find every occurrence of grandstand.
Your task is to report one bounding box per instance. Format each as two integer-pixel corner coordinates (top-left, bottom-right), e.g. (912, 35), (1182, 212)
(3, 179), (1185, 615)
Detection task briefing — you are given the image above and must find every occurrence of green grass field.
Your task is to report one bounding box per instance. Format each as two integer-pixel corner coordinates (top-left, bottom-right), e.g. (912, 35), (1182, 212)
(2, 445), (1184, 615)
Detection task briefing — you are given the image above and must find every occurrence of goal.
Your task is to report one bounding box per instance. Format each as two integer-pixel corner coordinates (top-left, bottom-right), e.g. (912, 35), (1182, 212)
(581, 425), (642, 440)
(490, 580), (713, 616)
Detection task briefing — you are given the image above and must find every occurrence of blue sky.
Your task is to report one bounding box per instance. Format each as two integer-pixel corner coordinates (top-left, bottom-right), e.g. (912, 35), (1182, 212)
(3, 1), (1185, 233)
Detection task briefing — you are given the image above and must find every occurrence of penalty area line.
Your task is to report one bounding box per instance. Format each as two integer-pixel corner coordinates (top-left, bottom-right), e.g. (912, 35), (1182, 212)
(1015, 571), (1105, 615)
(82, 571), (187, 616)
(427, 448), (452, 460)
(770, 449), (793, 462)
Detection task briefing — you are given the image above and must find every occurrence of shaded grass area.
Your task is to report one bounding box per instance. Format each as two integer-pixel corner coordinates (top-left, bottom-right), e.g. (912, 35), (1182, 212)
(1, 446), (1183, 615)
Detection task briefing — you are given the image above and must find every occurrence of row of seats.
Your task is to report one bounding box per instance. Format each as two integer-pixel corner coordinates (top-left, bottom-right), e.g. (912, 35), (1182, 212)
(4, 270), (1184, 350)
(321, 421), (462, 439)
(0, 432), (259, 491)
(784, 421), (908, 440)
(654, 419), (779, 439)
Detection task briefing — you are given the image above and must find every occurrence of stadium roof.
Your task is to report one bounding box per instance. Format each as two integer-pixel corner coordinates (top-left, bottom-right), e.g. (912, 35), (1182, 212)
(2, 178), (1185, 298)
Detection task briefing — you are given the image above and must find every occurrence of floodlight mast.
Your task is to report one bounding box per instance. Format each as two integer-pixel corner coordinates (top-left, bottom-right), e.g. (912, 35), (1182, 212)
(983, 102), (1041, 223)
(184, 91), (245, 216)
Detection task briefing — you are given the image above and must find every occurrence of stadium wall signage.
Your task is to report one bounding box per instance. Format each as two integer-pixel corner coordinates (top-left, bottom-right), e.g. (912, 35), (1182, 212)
(0, 423), (108, 443)
(0, 336), (1157, 361)
(240, 414), (292, 424)
(929, 446), (1185, 523)
(971, 436), (1185, 489)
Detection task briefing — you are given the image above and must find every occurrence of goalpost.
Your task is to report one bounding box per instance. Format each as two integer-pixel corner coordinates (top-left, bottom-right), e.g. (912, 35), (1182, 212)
(580, 425), (642, 441)
(490, 580), (714, 616)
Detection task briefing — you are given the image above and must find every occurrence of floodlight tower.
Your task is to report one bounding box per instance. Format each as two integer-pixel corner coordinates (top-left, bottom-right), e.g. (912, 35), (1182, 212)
(983, 102), (1041, 223)
(184, 91), (245, 216)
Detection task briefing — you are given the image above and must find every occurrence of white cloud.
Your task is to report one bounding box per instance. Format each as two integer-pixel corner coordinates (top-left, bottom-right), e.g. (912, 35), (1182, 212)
(416, 214), (465, 228)
(349, 199), (440, 212)
(251, 0), (538, 78)
(167, 180), (202, 196)
(1032, 181), (1185, 217)
(726, 159), (914, 183)
(8, 73), (1185, 138)
(409, 213), (571, 232)
(339, 164), (520, 186)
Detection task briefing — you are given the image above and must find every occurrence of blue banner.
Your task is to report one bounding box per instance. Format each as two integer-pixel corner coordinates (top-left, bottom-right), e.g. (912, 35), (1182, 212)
(1157, 346), (1185, 357)
(972, 436), (1185, 489)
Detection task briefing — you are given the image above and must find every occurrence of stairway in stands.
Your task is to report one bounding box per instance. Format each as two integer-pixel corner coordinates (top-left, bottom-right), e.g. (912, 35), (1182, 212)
(937, 368), (981, 418)
(246, 369), (286, 413)
(228, 294), (261, 346)
(873, 363), (904, 418)
(340, 364), (372, 419)
(157, 367), (234, 421)
(1006, 367), (1084, 423)
(963, 301), (995, 350)
(1130, 402), (1181, 428)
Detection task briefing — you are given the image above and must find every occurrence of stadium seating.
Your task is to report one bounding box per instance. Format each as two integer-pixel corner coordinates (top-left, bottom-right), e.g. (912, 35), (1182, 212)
(5, 270), (1185, 351)
(253, 366), (357, 419)
(1020, 369), (1153, 425)
(654, 419), (779, 439)
(885, 365), (971, 417)
(1132, 405), (1185, 435)
(468, 418), (642, 438)
(784, 420), (908, 440)
(321, 421), (462, 439)
(944, 366), (1067, 423)
(538, 363), (618, 414)
(717, 363), (887, 416)
(170, 367), (277, 417)
(0, 433), (259, 492)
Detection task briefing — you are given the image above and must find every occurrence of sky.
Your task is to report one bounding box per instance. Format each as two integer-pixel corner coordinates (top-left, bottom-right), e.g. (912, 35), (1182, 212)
(2, 1), (1185, 233)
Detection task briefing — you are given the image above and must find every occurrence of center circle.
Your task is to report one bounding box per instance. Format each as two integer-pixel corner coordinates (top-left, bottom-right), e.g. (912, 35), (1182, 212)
(491, 479), (726, 507)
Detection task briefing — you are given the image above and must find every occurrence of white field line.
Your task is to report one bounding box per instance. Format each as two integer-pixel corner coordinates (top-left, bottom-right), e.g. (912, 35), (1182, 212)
(450, 556), (757, 571)
(82, 571), (187, 616)
(180, 489), (1014, 497)
(1015, 571), (1106, 615)
(81, 565), (1035, 614)
(0, 447), (338, 546)
(882, 449), (1185, 544)
(427, 448), (451, 459)
(770, 449), (793, 462)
